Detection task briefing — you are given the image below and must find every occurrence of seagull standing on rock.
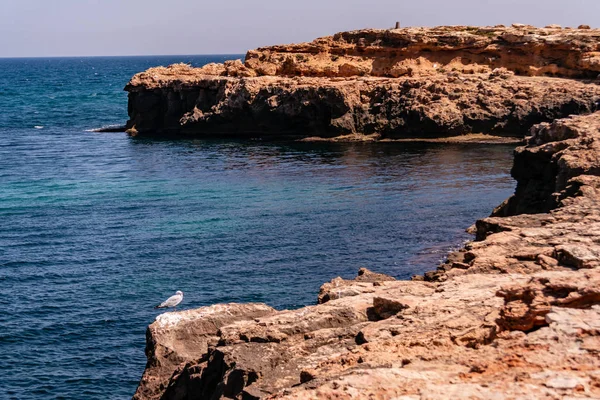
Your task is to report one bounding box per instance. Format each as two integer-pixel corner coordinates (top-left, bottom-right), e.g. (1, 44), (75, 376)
(155, 291), (183, 311)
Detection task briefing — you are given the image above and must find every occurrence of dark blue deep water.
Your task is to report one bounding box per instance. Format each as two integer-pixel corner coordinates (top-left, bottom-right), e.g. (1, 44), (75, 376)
(0, 56), (515, 399)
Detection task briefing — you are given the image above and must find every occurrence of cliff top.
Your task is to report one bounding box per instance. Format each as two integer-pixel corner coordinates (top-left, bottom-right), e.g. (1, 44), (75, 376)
(126, 24), (600, 90)
(260, 23), (600, 53)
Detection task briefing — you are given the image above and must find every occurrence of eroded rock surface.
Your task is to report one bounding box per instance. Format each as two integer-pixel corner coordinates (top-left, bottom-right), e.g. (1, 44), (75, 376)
(317, 267), (396, 304)
(422, 112), (600, 282)
(133, 303), (276, 400)
(133, 112), (600, 399)
(124, 26), (600, 138)
(243, 25), (600, 79)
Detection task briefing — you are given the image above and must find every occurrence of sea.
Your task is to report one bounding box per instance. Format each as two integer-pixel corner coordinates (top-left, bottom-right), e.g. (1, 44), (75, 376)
(0, 55), (516, 399)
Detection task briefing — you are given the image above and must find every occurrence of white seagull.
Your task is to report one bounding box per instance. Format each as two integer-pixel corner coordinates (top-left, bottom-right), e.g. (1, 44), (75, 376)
(155, 291), (183, 310)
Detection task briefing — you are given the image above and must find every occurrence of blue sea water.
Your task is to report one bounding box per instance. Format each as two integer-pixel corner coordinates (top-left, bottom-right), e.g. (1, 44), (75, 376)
(0, 55), (516, 399)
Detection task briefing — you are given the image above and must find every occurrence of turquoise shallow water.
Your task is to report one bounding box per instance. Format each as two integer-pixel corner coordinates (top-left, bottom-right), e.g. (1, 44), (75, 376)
(0, 56), (515, 399)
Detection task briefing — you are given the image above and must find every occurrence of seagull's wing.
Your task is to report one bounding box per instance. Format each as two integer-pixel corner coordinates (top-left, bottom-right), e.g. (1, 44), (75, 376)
(160, 293), (182, 308)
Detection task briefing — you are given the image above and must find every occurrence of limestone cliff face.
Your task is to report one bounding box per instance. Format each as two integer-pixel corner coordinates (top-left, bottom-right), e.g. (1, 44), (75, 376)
(421, 112), (600, 282)
(244, 25), (600, 79)
(124, 25), (600, 138)
(133, 303), (275, 400)
(125, 72), (600, 138)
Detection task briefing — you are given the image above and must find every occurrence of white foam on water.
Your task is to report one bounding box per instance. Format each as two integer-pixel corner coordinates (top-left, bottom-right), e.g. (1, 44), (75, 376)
(85, 125), (125, 132)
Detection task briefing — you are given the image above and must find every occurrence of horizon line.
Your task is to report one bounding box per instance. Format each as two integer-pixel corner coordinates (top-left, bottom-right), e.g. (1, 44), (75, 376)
(0, 53), (247, 60)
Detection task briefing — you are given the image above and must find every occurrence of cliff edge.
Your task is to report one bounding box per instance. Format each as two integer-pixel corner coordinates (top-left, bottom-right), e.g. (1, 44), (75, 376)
(125, 25), (600, 139)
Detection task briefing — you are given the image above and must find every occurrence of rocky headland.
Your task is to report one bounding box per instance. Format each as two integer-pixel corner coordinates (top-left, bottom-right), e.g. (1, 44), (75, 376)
(125, 24), (600, 139)
(129, 25), (600, 399)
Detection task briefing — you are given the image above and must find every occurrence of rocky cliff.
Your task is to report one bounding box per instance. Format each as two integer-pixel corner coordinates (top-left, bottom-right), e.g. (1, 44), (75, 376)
(124, 25), (600, 139)
(244, 25), (600, 79)
(133, 112), (600, 399)
(128, 25), (600, 399)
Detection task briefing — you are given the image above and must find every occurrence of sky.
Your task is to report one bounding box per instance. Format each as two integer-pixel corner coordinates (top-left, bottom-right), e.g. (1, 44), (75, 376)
(1, 0), (599, 57)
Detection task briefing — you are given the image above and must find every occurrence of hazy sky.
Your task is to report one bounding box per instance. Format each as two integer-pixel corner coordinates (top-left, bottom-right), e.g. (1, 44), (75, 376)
(1, 0), (598, 57)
